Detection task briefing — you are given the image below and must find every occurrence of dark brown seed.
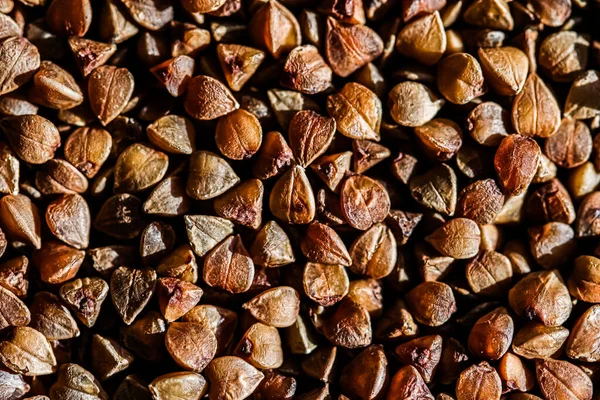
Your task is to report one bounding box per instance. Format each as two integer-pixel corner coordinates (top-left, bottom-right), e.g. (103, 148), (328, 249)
(281, 45), (332, 94)
(322, 298), (372, 349)
(349, 223), (397, 279)
(0, 284), (30, 330)
(46, 194), (90, 249)
(143, 176), (191, 217)
(183, 304), (238, 353)
(466, 251), (513, 296)
(456, 362), (502, 400)
(327, 82), (382, 141)
(395, 335), (442, 383)
(35, 159), (88, 196)
(425, 218), (481, 259)
(113, 375), (151, 400)
(456, 179), (504, 225)
(340, 345), (387, 399)
(203, 235), (254, 294)
(68, 36), (116, 77)
(46, 0), (91, 36)
(1, 115), (60, 165)
(303, 262), (349, 306)
(216, 44), (265, 92)
(99, 0), (139, 44)
(437, 338), (469, 385)
(64, 127), (112, 179)
(215, 109), (262, 160)
(512, 74), (561, 138)
(468, 307), (514, 361)
(414, 118), (462, 162)
(90, 334), (134, 381)
(539, 31), (589, 82)
(508, 269), (571, 327)
(249, 0), (301, 59)
(165, 322), (217, 372)
(527, 0), (571, 27)
(205, 357), (264, 399)
(150, 56), (194, 98)
(121, 311), (167, 362)
(254, 369), (296, 400)
(494, 135), (541, 196)
(253, 131), (294, 180)
(528, 222), (576, 270)
(156, 244), (198, 283)
(172, 22), (211, 58)
(0, 255), (28, 297)
(185, 75), (239, 120)
(0, 327), (56, 376)
(289, 111), (335, 169)
(387, 365), (434, 399)
(59, 277), (109, 327)
(33, 241), (84, 285)
(157, 277), (203, 322)
(243, 286), (300, 328)
(325, 17), (383, 77)
(568, 255), (600, 303)
(94, 194), (145, 240)
(410, 163), (457, 215)
(415, 242), (455, 282)
(527, 179), (575, 224)
(564, 70), (600, 120)
(340, 175), (390, 231)
(0, 37), (40, 96)
(111, 266), (157, 325)
(250, 220), (295, 268)
(566, 305), (600, 362)
(49, 363), (106, 399)
(405, 281), (456, 327)
(30, 292), (79, 341)
(536, 359), (592, 400)
(270, 166), (316, 225)
(544, 117), (592, 169)
(512, 321), (569, 360)
(149, 372), (207, 400)
(120, 0), (173, 31)
(301, 222), (351, 266)
(352, 140), (390, 174)
(139, 221), (176, 265)
(0, 194), (42, 249)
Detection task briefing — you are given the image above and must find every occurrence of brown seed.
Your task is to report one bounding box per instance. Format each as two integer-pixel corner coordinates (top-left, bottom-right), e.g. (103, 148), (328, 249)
(33, 241), (84, 285)
(0, 284), (29, 330)
(568, 256), (600, 302)
(410, 163), (457, 215)
(254, 369), (297, 400)
(414, 118), (462, 162)
(327, 82), (382, 141)
(0, 36), (40, 96)
(281, 45), (332, 94)
(181, 0), (224, 12)
(139, 221), (176, 265)
(311, 152), (352, 192)
(566, 305), (600, 362)
(478, 47), (528, 96)
(94, 194), (145, 240)
(575, 191), (600, 237)
(466, 102), (511, 147)
(114, 143), (169, 193)
(494, 134), (541, 196)
(156, 244), (198, 283)
(46, 0), (91, 36)
(401, 0), (446, 22)
(270, 166), (316, 225)
(185, 215), (234, 258)
(185, 75), (239, 120)
(374, 299), (418, 342)
(35, 159), (88, 196)
(205, 356), (264, 399)
(456, 179), (504, 225)
(528, 222), (576, 270)
(234, 322), (283, 369)
(527, 0), (571, 27)
(347, 279), (383, 318)
(30, 292), (79, 341)
(46, 194), (90, 249)
(214, 179), (263, 230)
(267, 88), (320, 131)
(111, 267), (157, 325)
(171, 22), (211, 58)
(527, 179), (575, 224)
(545, 117), (592, 169)
(187, 151), (240, 200)
(0, 142), (18, 195)
(89, 245), (137, 278)
(149, 56), (194, 98)
(144, 176), (191, 217)
(250, 220), (295, 268)
(28, 61), (83, 110)
(415, 242), (455, 282)
(0, 366), (29, 400)
(395, 335), (442, 383)
(468, 307), (514, 361)
(503, 240), (533, 276)
(90, 334), (134, 381)
(64, 127), (112, 179)
(498, 352), (534, 393)
(340, 175), (390, 230)
(321, 297), (372, 348)
(0, 327), (56, 376)
(437, 338), (469, 385)
(564, 70), (600, 120)
(349, 223), (397, 279)
(203, 235), (254, 294)
(67, 37), (116, 77)
(249, 0), (301, 59)
(512, 321), (569, 360)
(536, 359), (592, 400)
(318, 0), (365, 24)
(301, 222), (351, 266)
(512, 74), (561, 138)
(149, 372), (207, 400)
(325, 17), (383, 77)
(1, 114), (60, 164)
(288, 110), (336, 168)
(99, 0), (139, 44)
(303, 262), (349, 306)
(466, 251), (513, 296)
(352, 140), (390, 174)
(183, 304), (238, 353)
(113, 375), (151, 400)
(539, 31), (589, 82)
(156, 277), (203, 322)
(0, 255), (28, 297)
(387, 365), (434, 400)
(388, 81), (443, 127)
(425, 218), (481, 259)
(165, 322), (217, 372)
(456, 362), (502, 400)
(396, 11), (446, 65)
(216, 44), (265, 92)
(508, 269), (572, 326)
(0, 194), (41, 249)
(243, 286), (300, 328)
(146, 115), (195, 155)
(215, 109), (262, 160)
(405, 281), (456, 326)
(340, 345), (387, 399)
(463, 0), (513, 30)
(60, 277), (108, 327)
(120, 0), (173, 31)
(88, 66), (134, 126)
(50, 363), (106, 400)
(252, 131), (294, 180)
(121, 311), (167, 362)
(437, 53), (486, 104)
